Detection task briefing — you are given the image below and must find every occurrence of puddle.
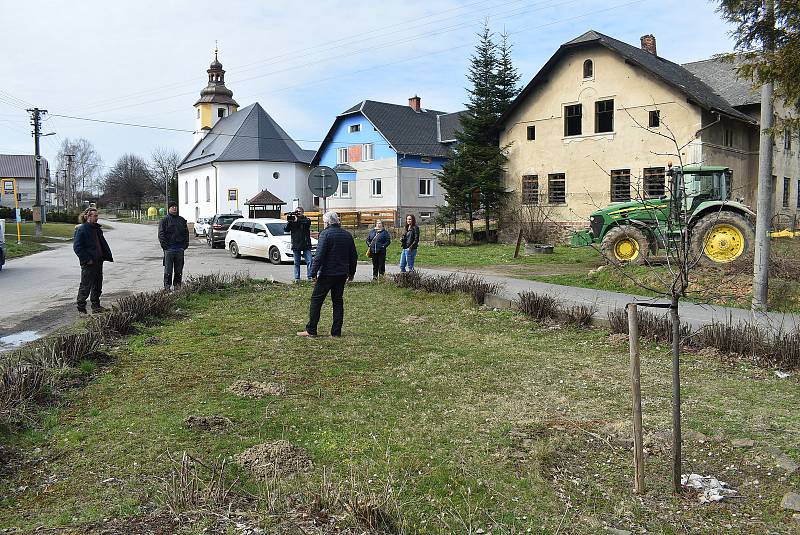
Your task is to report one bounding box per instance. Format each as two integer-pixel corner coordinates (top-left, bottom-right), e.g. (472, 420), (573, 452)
(0, 331), (40, 352)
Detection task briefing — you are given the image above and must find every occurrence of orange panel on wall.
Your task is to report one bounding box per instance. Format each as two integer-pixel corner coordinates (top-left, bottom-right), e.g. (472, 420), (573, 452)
(348, 145), (362, 163)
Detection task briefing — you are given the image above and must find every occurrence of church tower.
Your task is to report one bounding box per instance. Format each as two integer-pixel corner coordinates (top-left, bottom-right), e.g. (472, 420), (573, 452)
(194, 46), (239, 144)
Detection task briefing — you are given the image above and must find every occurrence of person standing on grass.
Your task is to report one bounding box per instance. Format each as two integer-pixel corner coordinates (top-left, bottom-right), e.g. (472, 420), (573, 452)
(399, 214), (420, 272)
(366, 219), (391, 279)
(158, 201), (190, 291)
(284, 206), (314, 282)
(73, 207), (113, 314)
(298, 211), (358, 338)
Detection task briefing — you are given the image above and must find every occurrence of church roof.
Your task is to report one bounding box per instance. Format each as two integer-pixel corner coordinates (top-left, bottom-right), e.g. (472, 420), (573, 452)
(178, 103), (313, 172)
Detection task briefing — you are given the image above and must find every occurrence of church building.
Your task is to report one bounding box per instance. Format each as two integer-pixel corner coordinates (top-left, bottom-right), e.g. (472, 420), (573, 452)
(177, 50), (314, 223)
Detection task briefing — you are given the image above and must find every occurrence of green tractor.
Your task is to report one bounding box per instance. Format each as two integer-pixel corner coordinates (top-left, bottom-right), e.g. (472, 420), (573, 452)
(572, 165), (755, 266)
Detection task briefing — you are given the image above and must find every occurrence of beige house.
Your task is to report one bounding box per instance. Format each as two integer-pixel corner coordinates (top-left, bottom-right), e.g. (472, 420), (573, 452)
(500, 30), (799, 226)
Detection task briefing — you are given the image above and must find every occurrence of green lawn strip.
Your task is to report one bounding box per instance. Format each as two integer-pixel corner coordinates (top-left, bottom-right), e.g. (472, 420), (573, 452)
(359, 242), (603, 268)
(3, 222), (78, 241)
(1, 283), (798, 532)
(4, 241), (49, 259)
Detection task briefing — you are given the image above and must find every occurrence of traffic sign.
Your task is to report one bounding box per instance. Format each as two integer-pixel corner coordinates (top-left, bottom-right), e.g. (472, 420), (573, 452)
(2, 180), (12, 193)
(307, 166), (339, 198)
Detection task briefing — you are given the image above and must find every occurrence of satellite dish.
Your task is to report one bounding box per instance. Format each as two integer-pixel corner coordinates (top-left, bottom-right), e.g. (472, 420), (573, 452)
(307, 166), (339, 198)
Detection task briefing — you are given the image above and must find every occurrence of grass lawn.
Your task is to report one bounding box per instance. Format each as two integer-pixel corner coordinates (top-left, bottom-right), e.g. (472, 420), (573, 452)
(3, 241), (49, 259)
(2, 221), (80, 260)
(359, 241), (603, 270)
(1, 283), (798, 533)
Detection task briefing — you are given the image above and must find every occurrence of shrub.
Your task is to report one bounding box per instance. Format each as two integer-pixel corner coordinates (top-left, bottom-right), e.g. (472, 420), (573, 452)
(518, 291), (597, 327)
(608, 307), (691, 344)
(392, 271), (503, 304)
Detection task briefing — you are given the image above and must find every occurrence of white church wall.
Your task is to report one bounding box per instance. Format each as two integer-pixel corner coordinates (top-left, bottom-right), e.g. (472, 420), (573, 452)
(177, 166), (217, 223)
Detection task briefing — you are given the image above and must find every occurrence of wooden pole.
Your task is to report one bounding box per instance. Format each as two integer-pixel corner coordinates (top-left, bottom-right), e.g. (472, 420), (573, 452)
(627, 302), (645, 493)
(514, 227), (524, 258)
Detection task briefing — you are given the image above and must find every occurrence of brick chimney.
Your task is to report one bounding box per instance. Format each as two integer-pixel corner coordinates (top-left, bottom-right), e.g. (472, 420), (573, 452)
(640, 34), (657, 55)
(408, 95), (421, 112)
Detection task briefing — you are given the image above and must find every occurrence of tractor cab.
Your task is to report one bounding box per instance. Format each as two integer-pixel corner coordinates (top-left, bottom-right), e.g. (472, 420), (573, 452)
(670, 165), (732, 213)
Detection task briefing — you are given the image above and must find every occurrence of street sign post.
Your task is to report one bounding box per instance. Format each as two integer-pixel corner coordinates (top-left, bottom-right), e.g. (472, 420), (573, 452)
(1, 178), (22, 243)
(307, 166), (339, 214)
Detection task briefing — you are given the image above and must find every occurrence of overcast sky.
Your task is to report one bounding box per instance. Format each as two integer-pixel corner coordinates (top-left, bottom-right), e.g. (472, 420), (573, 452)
(0, 0), (739, 174)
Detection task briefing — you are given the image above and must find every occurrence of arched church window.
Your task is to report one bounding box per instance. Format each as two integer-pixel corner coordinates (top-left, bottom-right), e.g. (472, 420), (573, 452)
(206, 176), (210, 201)
(583, 59), (593, 78)
(184, 181), (189, 203)
(194, 179), (198, 203)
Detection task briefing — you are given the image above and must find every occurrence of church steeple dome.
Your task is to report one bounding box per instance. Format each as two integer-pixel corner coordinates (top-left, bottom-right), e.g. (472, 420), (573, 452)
(193, 44), (239, 143)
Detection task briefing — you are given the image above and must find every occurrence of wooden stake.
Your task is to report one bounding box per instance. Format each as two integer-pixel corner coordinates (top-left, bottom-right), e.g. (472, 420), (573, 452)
(627, 302), (645, 493)
(514, 227), (524, 258)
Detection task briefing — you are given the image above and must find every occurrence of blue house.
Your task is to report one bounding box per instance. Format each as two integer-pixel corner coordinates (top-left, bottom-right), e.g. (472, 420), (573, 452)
(312, 96), (463, 224)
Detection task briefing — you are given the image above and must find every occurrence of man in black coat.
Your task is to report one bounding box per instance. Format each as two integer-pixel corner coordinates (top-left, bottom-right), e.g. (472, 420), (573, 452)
(297, 211), (358, 337)
(73, 208), (114, 313)
(284, 206), (313, 281)
(158, 201), (190, 291)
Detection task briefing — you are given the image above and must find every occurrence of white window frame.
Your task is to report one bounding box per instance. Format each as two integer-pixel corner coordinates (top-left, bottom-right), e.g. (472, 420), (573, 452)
(340, 180), (351, 198)
(363, 143), (374, 161)
(418, 178), (432, 197)
(337, 147), (348, 164)
(349, 124), (361, 133)
(420, 211), (433, 220)
(371, 178), (382, 197)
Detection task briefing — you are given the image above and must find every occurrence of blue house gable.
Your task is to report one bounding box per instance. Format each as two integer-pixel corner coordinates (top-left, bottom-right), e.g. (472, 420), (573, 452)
(311, 97), (465, 222)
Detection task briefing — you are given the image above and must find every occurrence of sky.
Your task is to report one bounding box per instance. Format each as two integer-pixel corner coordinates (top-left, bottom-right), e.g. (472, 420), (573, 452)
(0, 0), (740, 178)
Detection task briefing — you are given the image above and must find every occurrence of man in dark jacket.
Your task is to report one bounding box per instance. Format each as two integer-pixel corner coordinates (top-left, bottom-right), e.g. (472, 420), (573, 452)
(284, 206), (313, 281)
(73, 208), (113, 314)
(298, 212), (358, 337)
(158, 201), (190, 291)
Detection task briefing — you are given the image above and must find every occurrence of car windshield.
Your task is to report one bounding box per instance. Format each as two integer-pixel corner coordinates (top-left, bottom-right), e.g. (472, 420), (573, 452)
(267, 223), (289, 236)
(217, 216), (239, 225)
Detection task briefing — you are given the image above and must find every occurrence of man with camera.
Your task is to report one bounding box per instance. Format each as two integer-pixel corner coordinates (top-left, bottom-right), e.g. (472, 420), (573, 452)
(284, 206), (313, 282)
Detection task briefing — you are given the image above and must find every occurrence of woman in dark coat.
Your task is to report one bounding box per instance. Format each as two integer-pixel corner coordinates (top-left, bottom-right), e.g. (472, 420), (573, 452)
(366, 219), (391, 279)
(399, 214), (420, 272)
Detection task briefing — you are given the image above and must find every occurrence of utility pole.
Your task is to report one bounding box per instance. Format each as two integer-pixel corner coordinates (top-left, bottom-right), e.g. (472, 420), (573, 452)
(27, 107), (48, 237)
(752, 0), (775, 311)
(65, 153), (75, 209)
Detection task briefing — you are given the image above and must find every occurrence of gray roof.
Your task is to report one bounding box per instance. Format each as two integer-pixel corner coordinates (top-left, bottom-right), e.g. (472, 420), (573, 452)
(682, 57), (760, 107)
(0, 154), (50, 179)
(312, 100), (458, 164)
(437, 111), (466, 142)
(501, 30), (756, 126)
(178, 103), (312, 171)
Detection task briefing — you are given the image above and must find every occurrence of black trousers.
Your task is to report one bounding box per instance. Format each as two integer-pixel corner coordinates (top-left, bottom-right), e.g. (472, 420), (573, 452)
(305, 275), (348, 336)
(371, 249), (386, 278)
(77, 261), (104, 311)
(164, 250), (185, 289)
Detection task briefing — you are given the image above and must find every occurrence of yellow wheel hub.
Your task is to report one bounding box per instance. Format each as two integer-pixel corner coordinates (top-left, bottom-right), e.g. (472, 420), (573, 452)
(704, 224), (745, 262)
(614, 237), (639, 261)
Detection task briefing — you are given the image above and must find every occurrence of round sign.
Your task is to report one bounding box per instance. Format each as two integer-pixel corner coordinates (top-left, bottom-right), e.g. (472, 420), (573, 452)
(308, 166), (339, 198)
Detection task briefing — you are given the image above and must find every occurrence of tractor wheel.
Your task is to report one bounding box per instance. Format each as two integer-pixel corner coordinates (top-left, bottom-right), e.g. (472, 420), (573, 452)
(691, 212), (754, 267)
(600, 225), (651, 266)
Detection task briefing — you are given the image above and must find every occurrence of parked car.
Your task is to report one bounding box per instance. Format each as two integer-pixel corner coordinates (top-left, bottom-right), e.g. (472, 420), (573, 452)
(207, 214), (242, 248)
(193, 217), (211, 237)
(225, 218), (317, 265)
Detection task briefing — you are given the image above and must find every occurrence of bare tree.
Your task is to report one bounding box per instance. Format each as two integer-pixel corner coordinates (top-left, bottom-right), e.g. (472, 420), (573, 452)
(102, 154), (158, 210)
(149, 147), (181, 203)
(56, 138), (103, 208)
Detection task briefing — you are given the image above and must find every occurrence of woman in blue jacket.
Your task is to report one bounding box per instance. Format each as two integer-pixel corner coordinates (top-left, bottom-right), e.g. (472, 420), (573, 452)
(366, 220), (391, 279)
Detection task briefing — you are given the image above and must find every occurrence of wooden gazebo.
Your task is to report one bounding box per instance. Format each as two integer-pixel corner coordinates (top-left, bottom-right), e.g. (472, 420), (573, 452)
(246, 189), (286, 219)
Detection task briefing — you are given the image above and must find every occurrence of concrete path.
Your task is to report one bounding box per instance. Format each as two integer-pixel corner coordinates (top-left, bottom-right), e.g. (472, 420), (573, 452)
(1, 219), (797, 350)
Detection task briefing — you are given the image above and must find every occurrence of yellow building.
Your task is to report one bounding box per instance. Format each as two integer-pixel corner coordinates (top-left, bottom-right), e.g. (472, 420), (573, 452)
(500, 30), (798, 227)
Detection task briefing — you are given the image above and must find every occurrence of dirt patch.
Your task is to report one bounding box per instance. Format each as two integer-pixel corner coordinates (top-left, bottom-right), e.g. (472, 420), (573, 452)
(400, 314), (426, 324)
(235, 440), (313, 478)
(227, 380), (286, 398)
(184, 415), (233, 432)
(607, 333), (628, 346)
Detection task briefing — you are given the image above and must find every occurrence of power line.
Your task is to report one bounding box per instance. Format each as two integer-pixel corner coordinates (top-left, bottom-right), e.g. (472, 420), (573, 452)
(72, 0), (533, 113)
